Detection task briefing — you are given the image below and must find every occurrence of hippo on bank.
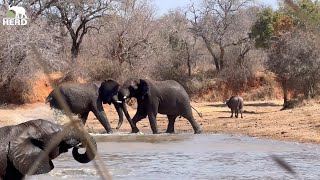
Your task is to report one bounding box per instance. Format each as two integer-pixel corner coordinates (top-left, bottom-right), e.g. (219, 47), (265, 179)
(226, 96), (244, 118)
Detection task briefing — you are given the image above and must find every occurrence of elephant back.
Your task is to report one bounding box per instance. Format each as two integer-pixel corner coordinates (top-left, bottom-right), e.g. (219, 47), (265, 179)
(150, 79), (190, 100)
(47, 82), (99, 113)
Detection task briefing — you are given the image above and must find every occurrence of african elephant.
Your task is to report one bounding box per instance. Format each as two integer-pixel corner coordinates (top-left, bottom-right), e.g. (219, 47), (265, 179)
(46, 79), (135, 133)
(118, 79), (203, 134)
(0, 119), (97, 180)
(226, 96), (244, 118)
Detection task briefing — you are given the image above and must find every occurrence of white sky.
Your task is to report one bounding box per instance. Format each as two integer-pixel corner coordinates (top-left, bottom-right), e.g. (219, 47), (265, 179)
(153, 0), (279, 16)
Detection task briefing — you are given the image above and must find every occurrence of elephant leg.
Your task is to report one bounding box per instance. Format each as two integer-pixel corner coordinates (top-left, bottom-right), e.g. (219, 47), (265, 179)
(235, 108), (239, 118)
(92, 104), (112, 134)
(230, 109), (234, 118)
(132, 104), (147, 126)
(130, 103), (148, 133)
(130, 112), (142, 133)
(181, 110), (202, 134)
(148, 112), (159, 134)
(130, 113), (146, 133)
(79, 112), (89, 124)
(132, 113), (147, 126)
(240, 109), (243, 118)
(146, 103), (159, 134)
(166, 115), (177, 133)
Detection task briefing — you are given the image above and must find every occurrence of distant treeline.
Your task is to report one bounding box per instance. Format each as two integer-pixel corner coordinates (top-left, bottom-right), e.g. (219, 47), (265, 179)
(0, 0), (320, 106)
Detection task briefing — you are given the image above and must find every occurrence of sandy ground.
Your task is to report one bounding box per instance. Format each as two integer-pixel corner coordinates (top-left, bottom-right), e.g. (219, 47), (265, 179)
(1, 100), (320, 144)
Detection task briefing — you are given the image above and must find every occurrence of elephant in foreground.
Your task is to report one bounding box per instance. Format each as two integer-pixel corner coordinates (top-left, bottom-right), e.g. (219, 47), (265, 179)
(226, 96), (244, 118)
(0, 119), (97, 180)
(46, 79), (135, 133)
(118, 79), (203, 134)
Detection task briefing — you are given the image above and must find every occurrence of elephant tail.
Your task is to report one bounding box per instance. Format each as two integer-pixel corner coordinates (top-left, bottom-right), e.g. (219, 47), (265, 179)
(45, 95), (52, 104)
(46, 91), (60, 109)
(191, 105), (203, 118)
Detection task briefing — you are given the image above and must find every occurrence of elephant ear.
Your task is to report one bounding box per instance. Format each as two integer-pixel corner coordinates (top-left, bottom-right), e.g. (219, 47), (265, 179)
(139, 79), (150, 99)
(8, 126), (55, 175)
(100, 79), (120, 104)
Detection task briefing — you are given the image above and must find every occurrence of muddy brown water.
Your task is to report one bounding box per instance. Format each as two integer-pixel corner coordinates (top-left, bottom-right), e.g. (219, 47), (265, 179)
(26, 134), (320, 180)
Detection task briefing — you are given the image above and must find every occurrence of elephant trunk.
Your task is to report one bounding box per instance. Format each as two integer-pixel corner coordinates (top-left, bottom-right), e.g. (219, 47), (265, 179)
(115, 104), (124, 130)
(71, 132), (97, 163)
(121, 99), (140, 133)
(118, 90), (139, 133)
(111, 95), (124, 130)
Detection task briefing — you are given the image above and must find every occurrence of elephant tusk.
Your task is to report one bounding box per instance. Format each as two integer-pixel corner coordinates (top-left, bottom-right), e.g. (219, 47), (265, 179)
(76, 143), (85, 148)
(123, 96), (127, 99)
(116, 100), (122, 104)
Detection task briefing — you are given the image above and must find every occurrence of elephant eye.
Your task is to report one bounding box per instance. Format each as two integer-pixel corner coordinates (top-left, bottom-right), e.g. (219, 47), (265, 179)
(31, 139), (45, 150)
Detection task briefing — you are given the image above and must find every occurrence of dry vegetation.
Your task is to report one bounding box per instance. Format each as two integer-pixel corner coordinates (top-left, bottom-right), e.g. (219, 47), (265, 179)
(1, 0), (320, 142)
(1, 0), (320, 177)
(0, 0), (270, 104)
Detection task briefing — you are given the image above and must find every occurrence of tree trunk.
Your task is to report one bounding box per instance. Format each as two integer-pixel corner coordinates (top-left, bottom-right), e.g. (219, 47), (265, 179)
(213, 56), (220, 72)
(187, 55), (191, 77)
(237, 45), (250, 68)
(185, 41), (191, 77)
(304, 81), (315, 99)
(71, 41), (80, 61)
(202, 36), (220, 72)
(311, 83), (315, 98)
(219, 46), (225, 70)
(282, 80), (288, 105)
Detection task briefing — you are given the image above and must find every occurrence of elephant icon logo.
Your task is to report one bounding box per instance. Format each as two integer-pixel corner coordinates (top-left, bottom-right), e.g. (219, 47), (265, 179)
(3, 5), (28, 25)
(7, 6), (27, 19)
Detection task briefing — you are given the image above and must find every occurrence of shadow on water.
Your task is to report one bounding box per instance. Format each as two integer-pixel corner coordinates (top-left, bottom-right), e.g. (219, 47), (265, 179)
(92, 133), (192, 143)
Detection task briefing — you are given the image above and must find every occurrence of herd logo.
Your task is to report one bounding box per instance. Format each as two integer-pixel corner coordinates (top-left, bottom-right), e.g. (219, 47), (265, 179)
(3, 5), (28, 26)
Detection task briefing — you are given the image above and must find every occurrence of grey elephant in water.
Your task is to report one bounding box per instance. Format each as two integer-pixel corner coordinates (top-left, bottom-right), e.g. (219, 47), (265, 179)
(0, 119), (97, 180)
(46, 79), (136, 133)
(226, 96), (244, 118)
(118, 79), (203, 134)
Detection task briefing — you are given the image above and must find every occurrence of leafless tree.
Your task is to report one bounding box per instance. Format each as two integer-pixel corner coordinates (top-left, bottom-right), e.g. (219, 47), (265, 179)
(41, 0), (116, 60)
(72, 0), (158, 82)
(102, 0), (157, 69)
(188, 0), (252, 72)
(3, 0), (115, 61)
(160, 10), (203, 77)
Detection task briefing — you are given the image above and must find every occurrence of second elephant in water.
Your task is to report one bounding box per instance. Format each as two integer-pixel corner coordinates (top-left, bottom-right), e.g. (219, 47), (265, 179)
(118, 79), (203, 134)
(46, 79), (135, 133)
(0, 119), (97, 179)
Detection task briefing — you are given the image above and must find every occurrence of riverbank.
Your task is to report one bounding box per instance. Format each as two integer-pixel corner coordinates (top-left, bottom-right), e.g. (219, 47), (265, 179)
(0, 100), (320, 144)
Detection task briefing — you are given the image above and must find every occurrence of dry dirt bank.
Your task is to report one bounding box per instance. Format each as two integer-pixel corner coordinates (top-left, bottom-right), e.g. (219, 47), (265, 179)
(0, 100), (320, 144)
